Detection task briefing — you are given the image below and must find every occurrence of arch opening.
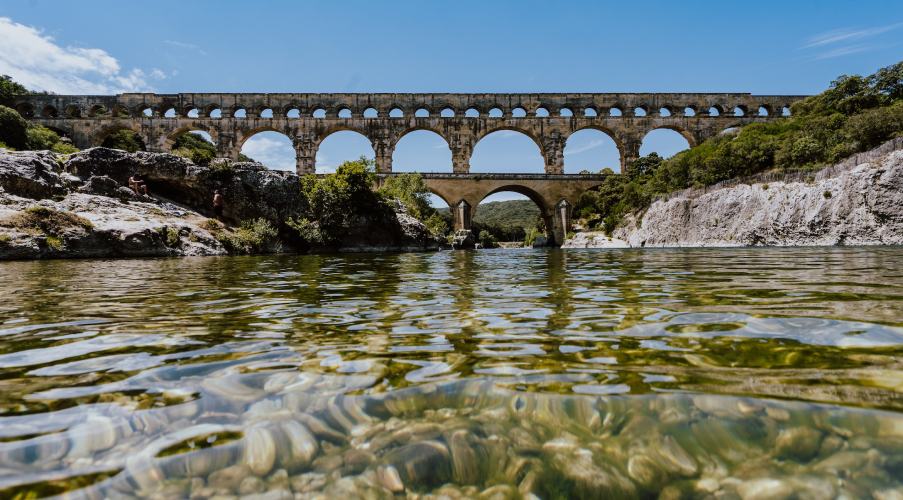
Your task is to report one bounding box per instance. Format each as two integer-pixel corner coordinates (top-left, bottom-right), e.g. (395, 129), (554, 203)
(708, 106), (722, 116)
(640, 128), (691, 159)
(564, 129), (622, 174)
(634, 107), (647, 117)
(66, 105), (83, 118)
(363, 108), (378, 118)
(440, 108), (455, 118)
(609, 107), (622, 117)
(464, 108), (480, 118)
(338, 108), (352, 118)
(316, 130), (375, 174)
(470, 130), (544, 173)
(559, 107), (573, 117)
(41, 105), (59, 118)
(313, 108), (326, 118)
(164, 108), (177, 118)
(474, 189), (548, 246)
(758, 106), (770, 116)
(659, 107), (672, 117)
(733, 106), (746, 117)
(512, 107), (527, 118)
(234, 108), (247, 118)
(241, 131), (295, 171)
(684, 107), (696, 117)
(392, 130), (452, 173)
(389, 108), (404, 118)
(100, 128), (146, 152)
(209, 108), (222, 119)
(415, 108), (430, 118)
(260, 108), (274, 118)
(488, 108), (503, 118)
(89, 105), (109, 117)
(287, 108), (301, 118)
(186, 108), (200, 118)
(584, 107), (598, 117)
(535, 107), (550, 117)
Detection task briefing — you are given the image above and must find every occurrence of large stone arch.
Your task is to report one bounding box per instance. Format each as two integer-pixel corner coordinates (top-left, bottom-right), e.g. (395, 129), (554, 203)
(473, 125), (545, 158)
(645, 124), (697, 148)
(92, 124), (147, 149)
(391, 127), (454, 173)
(565, 125), (625, 173)
(164, 124), (221, 151)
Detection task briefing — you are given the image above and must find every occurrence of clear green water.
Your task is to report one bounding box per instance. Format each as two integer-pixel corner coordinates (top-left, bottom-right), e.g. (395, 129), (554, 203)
(0, 248), (901, 498)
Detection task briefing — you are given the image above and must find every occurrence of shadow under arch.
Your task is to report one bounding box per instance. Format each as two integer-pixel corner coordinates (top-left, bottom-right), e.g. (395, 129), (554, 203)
(94, 124), (147, 150)
(473, 185), (553, 242)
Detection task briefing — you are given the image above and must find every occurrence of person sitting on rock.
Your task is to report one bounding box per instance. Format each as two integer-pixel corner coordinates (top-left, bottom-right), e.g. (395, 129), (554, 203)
(213, 190), (224, 220)
(129, 174), (149, 195)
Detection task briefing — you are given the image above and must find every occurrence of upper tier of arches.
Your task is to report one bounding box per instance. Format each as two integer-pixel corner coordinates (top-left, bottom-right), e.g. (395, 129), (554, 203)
(13, 93), (803, 121)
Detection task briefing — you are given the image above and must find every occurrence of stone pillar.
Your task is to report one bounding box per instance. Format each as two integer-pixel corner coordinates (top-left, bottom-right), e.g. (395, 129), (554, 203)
(372, 137), (394, 173)
(619, 135), (642, 175)
(543, 133), (565, 174)
(450, 132), (474, 174)
(294, 132), (318, 175)
(454, 200), (472, 231)
(550, 199), (571, 246)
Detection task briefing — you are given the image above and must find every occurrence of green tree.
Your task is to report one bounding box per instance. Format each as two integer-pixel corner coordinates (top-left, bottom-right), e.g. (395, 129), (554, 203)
(0, 105), (27, 149)
(377, 172), (434, 219)
(101, 129), (146, 152)
(0, 75), (27, 105)
(172, 131), (217, 165)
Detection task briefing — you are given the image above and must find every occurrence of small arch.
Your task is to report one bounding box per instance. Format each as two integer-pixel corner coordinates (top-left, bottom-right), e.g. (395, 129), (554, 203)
(565, 128), (622, 174)
(584, 107), (598, 117)
(633, 107), (647, 117)
(389, 107), (404, 118)
(559, 107), (574, 117)
(65, 105), (83, 118)
(316, 130), (375, 173)
(683, 107), (696, 117)
(260, 108), (274, 118)
(440, 107), (455, 118)
(164, 108), (177, 118)
(707, 106), (722, 117)
(392, 129), (452, 172)
(782, 106), (792, 116)
(535, 107), (550, 117)
(733, 106), (747, 117)
(286, 108), (301, 118)
(313, 108), (327, 118)
(512, 107), (527, 118)
(204, 105), (222, 118)
(234, 108), (247, 118)
(488, 107), (503, 118)
(89, 104), (109, 117)
(758, 106), (770, 116)
(640, 128), (692, 159)
(609, 107), (622, 117)
(659, 107), (672, 117)
(413, 108), (429, 118)
(186, 108), (200, 118)
(112, 105), (130, 118)
(471, 129), (545, 173)
(337, 108), (352, 118)
(363, 107), (378, 118)
(15, 103), (35, 118)
(464, 108), (480, 118)
(40, 105), (59, 118)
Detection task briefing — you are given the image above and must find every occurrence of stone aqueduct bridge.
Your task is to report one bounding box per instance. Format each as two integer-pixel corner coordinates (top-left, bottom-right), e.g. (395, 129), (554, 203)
(13, 92), (806, 244)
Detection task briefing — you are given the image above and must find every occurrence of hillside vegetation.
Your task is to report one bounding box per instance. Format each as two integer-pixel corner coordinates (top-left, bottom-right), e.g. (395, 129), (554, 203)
(576, 61), (903, 233)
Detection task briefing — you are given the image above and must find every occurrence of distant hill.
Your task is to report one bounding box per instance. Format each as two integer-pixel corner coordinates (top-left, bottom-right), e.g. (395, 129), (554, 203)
(438, 199), (542, 241)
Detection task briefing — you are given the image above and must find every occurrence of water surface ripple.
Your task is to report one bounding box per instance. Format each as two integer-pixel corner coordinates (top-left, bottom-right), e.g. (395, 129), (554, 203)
(0, 248), (901, 498)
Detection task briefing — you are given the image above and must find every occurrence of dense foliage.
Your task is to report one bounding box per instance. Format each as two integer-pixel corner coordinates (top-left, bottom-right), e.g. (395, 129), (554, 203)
(377, 173), (448, 237)
(172, 132), (254, 165)
(576, 61), (903, 233)
(0, 105), (28, 149)
(0, 75), (27, 105)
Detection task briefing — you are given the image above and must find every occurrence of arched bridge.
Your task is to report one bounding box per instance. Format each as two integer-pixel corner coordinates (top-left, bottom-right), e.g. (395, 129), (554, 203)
(12, 92), (807, 246)
(379, 172), (609, 245)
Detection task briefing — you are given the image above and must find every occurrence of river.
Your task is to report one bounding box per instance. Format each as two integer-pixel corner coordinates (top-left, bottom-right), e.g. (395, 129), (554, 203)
(0, 248), (901, 498)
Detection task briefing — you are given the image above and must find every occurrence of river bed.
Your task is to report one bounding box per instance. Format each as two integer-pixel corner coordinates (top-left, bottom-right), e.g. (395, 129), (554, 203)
(0, 248), (901, 498)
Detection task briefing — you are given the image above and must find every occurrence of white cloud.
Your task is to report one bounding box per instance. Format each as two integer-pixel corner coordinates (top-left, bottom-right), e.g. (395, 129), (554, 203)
(800, 22), (902, 60)
(0, 17), (164, 93)
(163, 40), (207, 56)
(241, 134), (296, 171)
(802, 23), (903, 48)
(564, 139), (607, 156)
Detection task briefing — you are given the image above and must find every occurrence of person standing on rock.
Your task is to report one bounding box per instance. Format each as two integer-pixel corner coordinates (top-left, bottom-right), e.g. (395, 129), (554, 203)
(213, 190), (224, 220)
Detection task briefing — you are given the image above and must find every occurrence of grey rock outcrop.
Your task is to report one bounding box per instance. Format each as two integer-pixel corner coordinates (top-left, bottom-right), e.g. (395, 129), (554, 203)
(0, 149), (68, 199)
(564, 147), (903, 249)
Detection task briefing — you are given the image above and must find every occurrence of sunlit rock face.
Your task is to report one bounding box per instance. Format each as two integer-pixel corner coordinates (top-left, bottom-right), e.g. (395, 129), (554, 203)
(614, 149), (903, 247)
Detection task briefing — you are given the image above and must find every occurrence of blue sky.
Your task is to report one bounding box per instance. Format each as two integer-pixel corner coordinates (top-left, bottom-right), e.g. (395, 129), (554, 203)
(1, 0), (901, 203)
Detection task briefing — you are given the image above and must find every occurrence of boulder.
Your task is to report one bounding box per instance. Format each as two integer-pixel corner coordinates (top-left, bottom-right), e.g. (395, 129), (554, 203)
(451, 229), (475, 250)
(0, 149), (67, 199)
(77, 175), (139, 200)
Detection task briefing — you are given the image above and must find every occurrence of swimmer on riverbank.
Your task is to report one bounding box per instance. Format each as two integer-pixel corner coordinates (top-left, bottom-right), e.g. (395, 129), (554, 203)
(213, 190), (224, 220)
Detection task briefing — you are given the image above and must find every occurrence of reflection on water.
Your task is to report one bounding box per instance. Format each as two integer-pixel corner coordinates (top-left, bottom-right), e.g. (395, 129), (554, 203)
(0, 248), (901, 497)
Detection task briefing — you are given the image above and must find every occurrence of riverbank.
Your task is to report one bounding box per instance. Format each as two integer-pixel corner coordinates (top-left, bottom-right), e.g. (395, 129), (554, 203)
(564, 143), (903, 249)
(0, 148), (439, 259)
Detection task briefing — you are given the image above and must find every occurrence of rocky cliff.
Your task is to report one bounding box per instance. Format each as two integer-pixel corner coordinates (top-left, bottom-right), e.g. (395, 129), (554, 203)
(565, 147), (903, 248)
(0, 148), (439, 260)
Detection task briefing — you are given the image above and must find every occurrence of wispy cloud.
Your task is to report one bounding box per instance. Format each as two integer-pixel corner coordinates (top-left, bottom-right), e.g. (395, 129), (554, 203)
(800, 22), (902, 59)
(564, 139), (608, 156)
(163, 39), (208, 56)
(242, 134), (296, 171)
(0, 17), (164, 93)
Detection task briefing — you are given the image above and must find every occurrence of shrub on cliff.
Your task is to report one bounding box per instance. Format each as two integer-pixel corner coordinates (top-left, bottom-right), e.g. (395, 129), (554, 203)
(0, 105), (27, 150)
(216, 218), (279, 254)
(101, 130), (146, 152)
(377, 172), (449, 237)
